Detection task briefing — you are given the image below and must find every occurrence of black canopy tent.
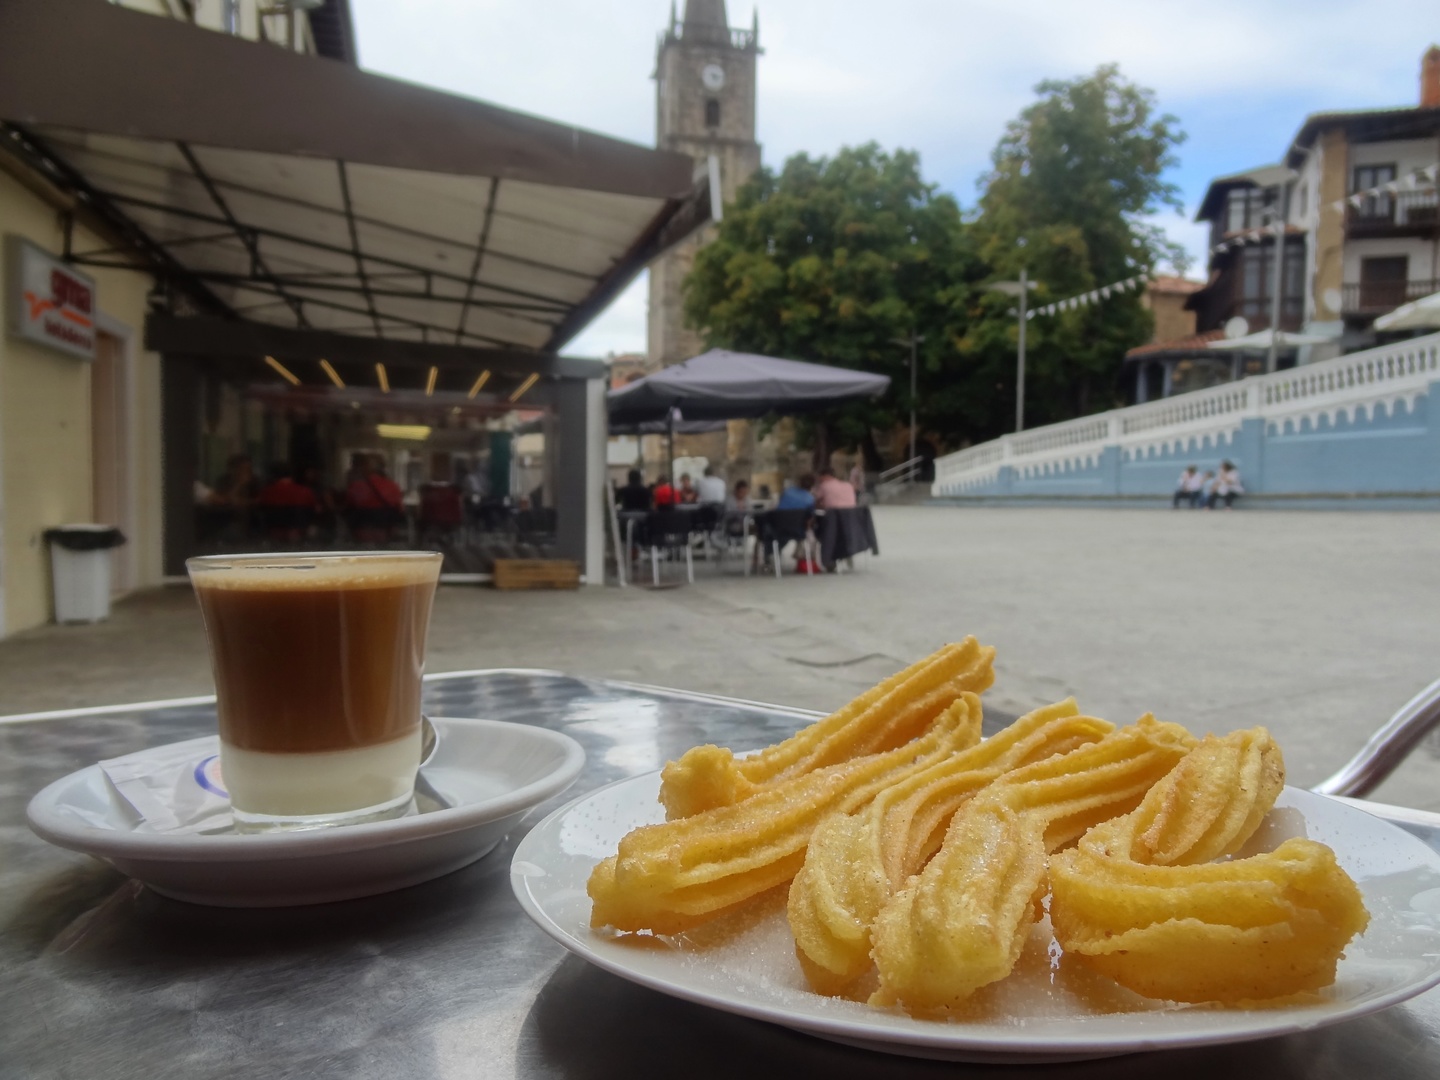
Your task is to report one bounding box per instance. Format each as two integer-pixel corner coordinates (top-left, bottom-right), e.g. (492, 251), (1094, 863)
(607, 349), (891, 475)
(608, 349), (891, 425)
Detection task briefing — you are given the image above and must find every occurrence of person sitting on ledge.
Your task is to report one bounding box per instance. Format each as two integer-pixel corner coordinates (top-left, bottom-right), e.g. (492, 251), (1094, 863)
(1207, 461), (1244, 510)
(1173, 465), (1205, 509)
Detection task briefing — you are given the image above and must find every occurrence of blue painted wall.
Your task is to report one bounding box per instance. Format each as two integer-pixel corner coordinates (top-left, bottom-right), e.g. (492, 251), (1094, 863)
(942, 379), (1440, 500)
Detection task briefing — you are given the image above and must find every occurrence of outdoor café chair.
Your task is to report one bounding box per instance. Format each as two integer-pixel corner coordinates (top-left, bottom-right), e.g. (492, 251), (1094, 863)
(711, 509), (754, 576)
(688, 503), (722, 562)
(763, 509), (819, 579)
(642, 509), (694, 586)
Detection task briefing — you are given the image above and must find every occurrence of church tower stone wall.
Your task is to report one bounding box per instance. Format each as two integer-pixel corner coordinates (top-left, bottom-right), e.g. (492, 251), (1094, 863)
(647, 1), (762, 371)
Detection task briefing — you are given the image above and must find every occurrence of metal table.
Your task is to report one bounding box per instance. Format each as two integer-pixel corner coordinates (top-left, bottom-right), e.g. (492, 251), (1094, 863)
(4, 670), (1440, 1080)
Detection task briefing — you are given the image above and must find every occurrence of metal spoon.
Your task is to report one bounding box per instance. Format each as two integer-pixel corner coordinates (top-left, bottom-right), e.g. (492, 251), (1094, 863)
(1313, 676), (1440, 797)
(414, 715), (450, 810)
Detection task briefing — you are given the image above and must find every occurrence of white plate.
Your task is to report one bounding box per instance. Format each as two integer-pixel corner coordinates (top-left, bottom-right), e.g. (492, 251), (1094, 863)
(511, 773), (1440, 1064)
(28, 718), (584, 907)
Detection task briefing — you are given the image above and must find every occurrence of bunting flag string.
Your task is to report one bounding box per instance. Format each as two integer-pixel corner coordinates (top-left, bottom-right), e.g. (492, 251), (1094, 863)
(1325, 162), (1437, 215)
(1025, 271), (1155, 320)
(1211, 219), (1285, 256)
(1208, 163), (1439, 258)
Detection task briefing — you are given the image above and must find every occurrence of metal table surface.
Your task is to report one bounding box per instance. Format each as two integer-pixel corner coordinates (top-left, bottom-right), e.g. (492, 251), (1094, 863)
(4, 670), (1440, 1080)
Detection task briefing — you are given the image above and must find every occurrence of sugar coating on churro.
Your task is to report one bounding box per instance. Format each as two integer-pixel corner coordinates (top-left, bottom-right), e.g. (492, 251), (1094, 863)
(658, 640), (995, 820)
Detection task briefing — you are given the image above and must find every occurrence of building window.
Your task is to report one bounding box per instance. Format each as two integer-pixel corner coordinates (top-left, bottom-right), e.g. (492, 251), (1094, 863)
(1353, 164), (1397, 219)
(1357, 255), (1409, 310)
(1225, 187), (1278, 233)
(1297, 184), (1308, 220)
(705, 99), (720, 128)
(1235, 241), (1305, 328)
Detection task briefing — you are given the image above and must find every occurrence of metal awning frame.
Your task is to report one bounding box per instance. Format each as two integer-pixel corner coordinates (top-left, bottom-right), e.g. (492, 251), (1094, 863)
(0, 0), (711, 355)
(5, 120), (703, 353)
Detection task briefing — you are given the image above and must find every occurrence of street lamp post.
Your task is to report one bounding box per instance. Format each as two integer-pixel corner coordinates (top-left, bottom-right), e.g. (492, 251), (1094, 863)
(987, 270), (1037, 432)
(891, 329), (925, 468)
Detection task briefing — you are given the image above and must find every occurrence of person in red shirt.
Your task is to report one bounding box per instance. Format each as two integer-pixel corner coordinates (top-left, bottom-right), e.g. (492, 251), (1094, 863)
(677, 473), (699, 504)
(346, 454), (404, 542)
(258, 464), (318, 543)
(652, 478), (678, 508)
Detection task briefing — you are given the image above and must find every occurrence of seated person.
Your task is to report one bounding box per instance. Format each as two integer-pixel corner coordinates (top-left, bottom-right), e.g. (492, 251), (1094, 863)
(696, 465), (727, 505)
(776, 474), (816, 511)
(814, 465), (857, 509)
(1173, 465), (1202, 509)
(345, 454), (404, 542)
(652, 478), (678, 508)
(616, 469), (651, 512)
(260, 465), (318, 510)
(259, 463), (318, 543)
(1207, 461), (1244, 510)
(677, 473), (699, 504)
(726, 479), (751, 515)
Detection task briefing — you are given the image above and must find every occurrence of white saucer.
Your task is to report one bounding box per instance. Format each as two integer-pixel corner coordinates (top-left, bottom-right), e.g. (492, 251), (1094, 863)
(28, 718), (584, 907)
(511, 774), (1440, 1064)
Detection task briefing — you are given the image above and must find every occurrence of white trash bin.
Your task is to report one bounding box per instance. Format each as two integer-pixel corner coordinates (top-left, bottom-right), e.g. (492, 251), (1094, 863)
(45, 525), (126, 623)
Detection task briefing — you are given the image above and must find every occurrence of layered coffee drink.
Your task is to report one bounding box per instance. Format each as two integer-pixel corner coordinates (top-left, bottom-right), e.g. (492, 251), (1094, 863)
(188, 552), (442, 830)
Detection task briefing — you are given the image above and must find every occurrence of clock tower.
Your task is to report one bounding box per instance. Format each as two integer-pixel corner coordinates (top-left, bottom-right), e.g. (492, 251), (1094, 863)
(648, 0), (761, 370)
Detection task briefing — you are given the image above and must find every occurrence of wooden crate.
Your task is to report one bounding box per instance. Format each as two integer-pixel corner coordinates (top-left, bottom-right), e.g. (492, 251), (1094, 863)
(491, 558), (581, 590)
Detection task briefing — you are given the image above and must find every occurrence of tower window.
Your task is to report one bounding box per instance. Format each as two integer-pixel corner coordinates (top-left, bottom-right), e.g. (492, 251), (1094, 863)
(705, 99), (720, 128)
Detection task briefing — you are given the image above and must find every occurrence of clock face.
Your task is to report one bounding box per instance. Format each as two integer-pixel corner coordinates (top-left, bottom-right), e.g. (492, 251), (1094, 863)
(701, 63), (725, 91)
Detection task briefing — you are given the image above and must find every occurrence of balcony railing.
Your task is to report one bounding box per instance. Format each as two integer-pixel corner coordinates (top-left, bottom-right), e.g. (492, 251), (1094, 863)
(1342, 279), (1440, 316)
(932, 333), (1440, 496)
(1345, 191), (1440, 239)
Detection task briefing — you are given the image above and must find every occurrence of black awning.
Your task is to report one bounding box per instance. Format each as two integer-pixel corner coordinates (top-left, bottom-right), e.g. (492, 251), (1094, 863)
(0, 0), (709, 357)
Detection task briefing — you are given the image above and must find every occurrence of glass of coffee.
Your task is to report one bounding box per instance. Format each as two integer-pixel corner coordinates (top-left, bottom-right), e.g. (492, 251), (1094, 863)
(187, 551), (443, 832)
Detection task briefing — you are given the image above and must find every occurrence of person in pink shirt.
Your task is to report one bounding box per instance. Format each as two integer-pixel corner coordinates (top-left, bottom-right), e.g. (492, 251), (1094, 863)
(814, 465), (857, 509)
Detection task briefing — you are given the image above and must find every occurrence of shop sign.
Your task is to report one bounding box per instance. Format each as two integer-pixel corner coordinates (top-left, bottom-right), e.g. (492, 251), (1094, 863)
(5, 236), (97, 361)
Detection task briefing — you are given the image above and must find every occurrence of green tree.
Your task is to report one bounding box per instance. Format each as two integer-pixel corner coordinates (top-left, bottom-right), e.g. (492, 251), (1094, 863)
(683, 144), (980, 468)
(683, 68), (1187, 459)
(966, 65), (1187, 428)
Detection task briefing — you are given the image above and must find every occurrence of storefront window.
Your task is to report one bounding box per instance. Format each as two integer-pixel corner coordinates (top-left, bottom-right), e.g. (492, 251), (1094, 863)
(187, 375), (553, 576)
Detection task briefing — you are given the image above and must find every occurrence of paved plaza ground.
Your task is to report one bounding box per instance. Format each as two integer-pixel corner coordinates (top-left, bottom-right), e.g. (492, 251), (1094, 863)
(4, 505), (1439, 811)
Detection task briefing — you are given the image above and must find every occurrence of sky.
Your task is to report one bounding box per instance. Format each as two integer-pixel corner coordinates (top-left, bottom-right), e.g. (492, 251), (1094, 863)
(351, 0), (1437, 357)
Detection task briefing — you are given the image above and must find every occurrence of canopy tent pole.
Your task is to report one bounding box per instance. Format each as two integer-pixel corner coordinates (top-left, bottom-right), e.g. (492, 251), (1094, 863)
(668, 408), (676, 482)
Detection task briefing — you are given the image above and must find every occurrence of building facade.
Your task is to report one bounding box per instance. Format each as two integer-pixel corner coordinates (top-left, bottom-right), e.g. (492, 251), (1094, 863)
(1127, 47), (1440, 402)
(0, 0), (343, 637)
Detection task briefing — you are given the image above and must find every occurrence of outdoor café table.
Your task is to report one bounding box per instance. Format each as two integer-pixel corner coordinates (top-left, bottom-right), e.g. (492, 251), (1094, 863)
(5, 670), (1440, 1079)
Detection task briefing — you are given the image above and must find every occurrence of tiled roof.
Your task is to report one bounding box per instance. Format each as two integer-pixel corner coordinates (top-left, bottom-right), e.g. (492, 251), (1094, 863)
(1125, 329), (1225, 359)
(1148, 275), (1204, 295)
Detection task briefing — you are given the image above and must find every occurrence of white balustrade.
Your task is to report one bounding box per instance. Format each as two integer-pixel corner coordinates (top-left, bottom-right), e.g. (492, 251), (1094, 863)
(931, 333), (1440, 496)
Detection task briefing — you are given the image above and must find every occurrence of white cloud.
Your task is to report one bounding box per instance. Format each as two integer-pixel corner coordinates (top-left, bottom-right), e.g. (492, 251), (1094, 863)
(566, 273), (650, 359)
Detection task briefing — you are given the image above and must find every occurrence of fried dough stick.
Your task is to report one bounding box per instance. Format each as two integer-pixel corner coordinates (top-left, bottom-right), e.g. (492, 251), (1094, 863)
(1050, 729), (1368, 1003)
(659, 639), (995, 820)
(870, 715), (1196, 1011)
(788, 699), (1113, 992)
(589, 694), (984, 936)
